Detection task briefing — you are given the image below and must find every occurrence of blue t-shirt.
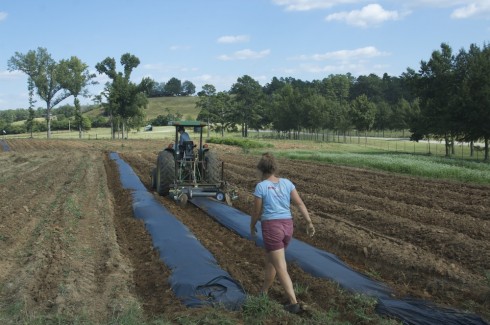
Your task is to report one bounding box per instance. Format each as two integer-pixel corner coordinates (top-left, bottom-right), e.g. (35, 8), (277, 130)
(253, 178), (295, 221)
(179, 131), (191, 145)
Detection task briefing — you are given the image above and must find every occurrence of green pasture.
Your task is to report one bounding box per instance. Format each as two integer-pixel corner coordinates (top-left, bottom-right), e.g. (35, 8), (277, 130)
(274, 150), (490, 185)
(8, 126), (178, 141)
(4, 127), (489, 185)
(204, 134), (490, 185)
(84, 96), (200, 121)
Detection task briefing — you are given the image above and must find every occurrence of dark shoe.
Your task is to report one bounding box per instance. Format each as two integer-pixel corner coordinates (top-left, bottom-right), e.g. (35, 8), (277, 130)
(284, 303), (301, 314)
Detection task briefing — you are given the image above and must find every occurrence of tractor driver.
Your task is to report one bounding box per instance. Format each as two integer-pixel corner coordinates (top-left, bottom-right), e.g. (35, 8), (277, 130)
(178, 126), (191, 146)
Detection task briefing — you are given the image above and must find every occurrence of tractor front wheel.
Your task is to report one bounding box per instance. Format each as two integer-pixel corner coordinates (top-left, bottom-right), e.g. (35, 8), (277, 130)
(156, 150), (175, 196)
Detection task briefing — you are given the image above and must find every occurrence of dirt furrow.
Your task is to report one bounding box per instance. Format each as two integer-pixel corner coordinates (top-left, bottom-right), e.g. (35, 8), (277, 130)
(121, 150), (489, 319)
(223, 153), (490, 221)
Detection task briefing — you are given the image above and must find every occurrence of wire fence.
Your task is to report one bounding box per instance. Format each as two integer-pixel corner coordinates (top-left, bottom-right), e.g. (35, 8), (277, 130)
(249, 130), (488, 162)
(4, 127), (488, 162)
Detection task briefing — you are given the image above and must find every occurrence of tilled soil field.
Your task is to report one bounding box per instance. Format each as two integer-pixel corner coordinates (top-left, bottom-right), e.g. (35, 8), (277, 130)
(1, 139), (489, 324)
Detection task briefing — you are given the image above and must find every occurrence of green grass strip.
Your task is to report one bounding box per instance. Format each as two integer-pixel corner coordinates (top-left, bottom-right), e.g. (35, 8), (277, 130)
(206, 137), (273, 149)
(275, 151), (490, 185)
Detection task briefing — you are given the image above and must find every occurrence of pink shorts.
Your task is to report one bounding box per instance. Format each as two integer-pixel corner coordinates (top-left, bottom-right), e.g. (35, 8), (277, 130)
(261, 219), (294, 252)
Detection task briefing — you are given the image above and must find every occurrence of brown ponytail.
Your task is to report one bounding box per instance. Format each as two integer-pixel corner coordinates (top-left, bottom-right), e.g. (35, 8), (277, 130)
(257, 152), (277, 175)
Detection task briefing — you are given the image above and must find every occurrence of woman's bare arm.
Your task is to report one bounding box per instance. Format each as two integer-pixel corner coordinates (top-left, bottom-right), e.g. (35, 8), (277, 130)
(291, 189), (315, 236)
(251, 196), (263, 238)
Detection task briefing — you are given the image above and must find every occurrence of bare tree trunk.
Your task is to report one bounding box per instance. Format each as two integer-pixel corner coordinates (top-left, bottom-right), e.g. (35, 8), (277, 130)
(110, 112), (115, 140)
(445, 135), (450, 157)
(485, 137), (489, 162)
(46, 105), (51, 139)
(470, 141), (474, 157)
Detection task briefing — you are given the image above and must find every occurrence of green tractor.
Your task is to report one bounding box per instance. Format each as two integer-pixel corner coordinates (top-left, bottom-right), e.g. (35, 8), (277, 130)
(151, 121), (237, 205)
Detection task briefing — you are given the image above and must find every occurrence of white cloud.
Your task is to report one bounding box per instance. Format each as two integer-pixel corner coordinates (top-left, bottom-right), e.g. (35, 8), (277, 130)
(326, 4), (400, 27)
(93, 73), (110, 85)
(401, 0), (479, 7)
(285, 61), (387, 76)
(0, 12), (7, 21)
(451, 2), (490, 19)
(0, 70), (24, 80)
(291, 46), (390, 61)
(194, 74), (214, 82)
(169, 45), (191, 51)
(192, 74), (238, 91)
(272, 0), (357, 11)
(218, 49), (271, 61)
(217, 35), (250, 44)
(395, 0), (490, 19)
(0, 91), (30, 110)
(142, 63), (197, 73)
(284, 46), (391, 76)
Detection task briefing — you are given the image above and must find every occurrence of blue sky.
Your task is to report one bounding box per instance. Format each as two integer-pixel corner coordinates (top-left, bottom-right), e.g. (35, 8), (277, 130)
(0, 0), (489, 110)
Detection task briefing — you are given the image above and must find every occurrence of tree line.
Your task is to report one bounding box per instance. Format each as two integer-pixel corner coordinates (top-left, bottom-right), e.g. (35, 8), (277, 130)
(7, 48), (155, 139)
(406, 43), (490, 161)
(5, 47), (199, 139)
(0, 104), (108, 136)
(148, 78), (196, 97)
(8, 48), (97, 139)
(5, 42), (490, 161)
(197, 42), (490, 161)
(197, 74), (415, 138)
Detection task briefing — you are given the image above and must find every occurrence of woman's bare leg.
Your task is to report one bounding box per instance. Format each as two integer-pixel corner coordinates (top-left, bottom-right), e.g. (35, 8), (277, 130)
(262, 253), (277, 293)
(267, 248), (297, 304)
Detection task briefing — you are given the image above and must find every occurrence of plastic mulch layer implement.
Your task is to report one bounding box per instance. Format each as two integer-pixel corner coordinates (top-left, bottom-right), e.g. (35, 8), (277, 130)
(109, 152), (246, 310)
(190, 197), (488, 325)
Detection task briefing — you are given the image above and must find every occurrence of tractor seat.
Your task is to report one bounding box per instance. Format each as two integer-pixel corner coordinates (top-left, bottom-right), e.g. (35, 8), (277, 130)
(182, 141), (195, 159)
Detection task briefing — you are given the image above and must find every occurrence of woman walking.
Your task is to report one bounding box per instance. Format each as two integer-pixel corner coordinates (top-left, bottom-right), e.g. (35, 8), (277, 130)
(250, 153), (315, 314)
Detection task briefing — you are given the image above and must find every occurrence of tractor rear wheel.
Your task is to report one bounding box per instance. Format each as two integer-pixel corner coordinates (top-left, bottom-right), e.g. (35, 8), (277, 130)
(204, 151), (221, 184)
(156, 150), (174, 196)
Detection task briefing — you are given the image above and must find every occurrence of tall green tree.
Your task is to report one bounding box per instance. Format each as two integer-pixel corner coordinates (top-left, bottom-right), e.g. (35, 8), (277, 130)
(165, 77), (182, 96)
(96, 53), (152, 139)
(57, 56), (97, 138)
(301, 92), (326, 134)
(351, 74), (383, 102)
(416, 43), (458, 156)
(196, 84), (217, 138)
(270, 83), (304, 138)
(373, 101), (392, 135)
(198, 84), (217, 97)
(458, 43), (490, 161)
(350, 94), (377, 138)
(197, 91), (234, 137)
(321, 74), (352, 105)
(8, 47), (70, 138)
(25, 77), (36, 138)
(181, 80), (196, 96)
(230, 75), (264, 137)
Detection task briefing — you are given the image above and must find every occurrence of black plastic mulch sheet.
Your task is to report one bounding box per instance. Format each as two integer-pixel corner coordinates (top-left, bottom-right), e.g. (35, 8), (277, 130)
(109, 153), (246, 310)
(0, 140), (10, 152)
(191, 197), (488, 325)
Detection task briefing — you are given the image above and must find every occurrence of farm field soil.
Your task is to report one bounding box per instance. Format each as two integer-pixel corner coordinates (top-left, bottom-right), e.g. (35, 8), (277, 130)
(0, 140), (188, 324)
(120, 142), (490, 321)
(1, 139), (489, 324)
(218, 151), (490, 317)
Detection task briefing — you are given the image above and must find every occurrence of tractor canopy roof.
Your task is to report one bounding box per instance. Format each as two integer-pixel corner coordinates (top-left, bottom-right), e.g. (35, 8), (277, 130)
(168, 120), (207, 127)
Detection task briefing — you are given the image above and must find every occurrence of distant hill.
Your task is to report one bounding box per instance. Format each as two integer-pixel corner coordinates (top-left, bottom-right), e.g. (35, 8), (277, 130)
(84, 96), (200, 121)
